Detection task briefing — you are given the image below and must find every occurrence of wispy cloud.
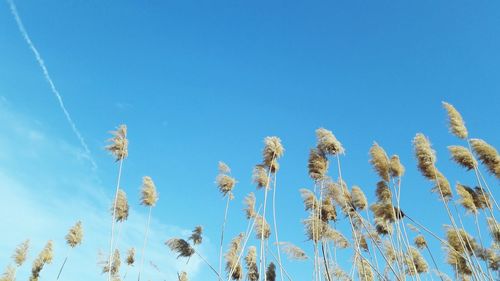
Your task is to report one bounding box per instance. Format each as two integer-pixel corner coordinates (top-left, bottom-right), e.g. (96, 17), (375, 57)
(0, 101), (206, 280)
(6, 0), (96, 170)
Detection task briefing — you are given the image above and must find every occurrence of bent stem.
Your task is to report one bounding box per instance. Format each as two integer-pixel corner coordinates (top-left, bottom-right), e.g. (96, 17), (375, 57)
(272, 172), (285, 281)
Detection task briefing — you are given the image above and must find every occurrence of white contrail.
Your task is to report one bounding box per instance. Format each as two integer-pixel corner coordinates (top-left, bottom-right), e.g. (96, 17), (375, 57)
(6, 0), (97, 169)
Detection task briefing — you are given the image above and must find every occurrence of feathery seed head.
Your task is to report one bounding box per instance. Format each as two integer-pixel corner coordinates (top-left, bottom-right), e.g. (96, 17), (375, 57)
(389, 155), (405, 177)
(126, 248), (135, 266)
(375, 181), (392, 203)
(245, 246), (259, 281)
(277, 242), (307, 260)
(308, 149), (329, 180)
(413, 133), (437, 179)
(405, 247), (428, 275)
(66, 221), (83, 247)
(166, 239), (195, 258)
(255, 215), (271, 240)
(369, 142), (390, 182)
(140, 176), (158, 206)
(225, 233), (244, 280)
(414, 235), (427, 249)
(442, 102), (468, 139)
(315, 128), (344, 155)
(470, 138), (500, 179)
(12, 240), (29, 267)
(456, 184), (477, 214)
(448, 146), (477, 171)
(1, 265), (15, 281)
(106, 125), (128, 161)
(262, 137), (284, 172)
(113, 189), (129, 222)
(188, 226), (203, 245)
(252, 165), (269, 189)
(351, 186), (368, 210)
(356, 256), (373, 281)
(30, 240), (53, 281)
(244, 193), (256, 219)
(265, 262), (276, 281)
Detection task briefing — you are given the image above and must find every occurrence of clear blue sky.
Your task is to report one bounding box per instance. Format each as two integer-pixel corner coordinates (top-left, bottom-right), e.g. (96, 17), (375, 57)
(0, 1), (499, 281)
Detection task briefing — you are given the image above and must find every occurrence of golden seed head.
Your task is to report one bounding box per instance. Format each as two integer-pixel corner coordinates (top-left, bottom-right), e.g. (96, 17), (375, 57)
(244, 192), (256, 219)
(351, 186), (368, 210)
(389, 155), (405, 177)
(245, 246), (259, 281)
(265, 262), (276, 281)
(316, 128), (344, 155)
(255, 215), (271, 240)
(262, 137), (284, 172)
(414, 235), (427, 249)
(188, 226), (203, 245)
(106, 124), (128, 161)
(442, 102), (468, 139)
(369, 142), (390, 182)
(66, 221), (83, 247)
(448, 146), (477, 170)
(456, 183), (477, 214)
(140, 176), (158, 207)
(113, 189), (129, 222)
(276, 242), (307, 260)
(165, 239), (194, 258)
(308, 149), (329, 180)
(252, 165), (269, 189)
(470, 138), (500, 179)
(225, 233), (244, 280)
(12, 239), (30, 267)
(126, 248), (135, 266)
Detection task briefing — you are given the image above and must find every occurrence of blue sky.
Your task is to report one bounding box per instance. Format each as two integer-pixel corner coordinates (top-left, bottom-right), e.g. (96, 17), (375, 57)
(0, 1), (499, 281)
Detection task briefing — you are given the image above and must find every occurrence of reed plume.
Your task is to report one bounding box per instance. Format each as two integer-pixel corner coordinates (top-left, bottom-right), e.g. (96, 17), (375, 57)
(321, 198), (337, 222)
(244, 192), (256, 219)
(369, 142), (390, 182)
(252, 165), (269, 189)
(102, 249), (121, 276)
(225, 233), (244, 280)
(442, 102), (468, 139)
(470, 138), (500, 178)
(217, 162), (237, 196)
(106, 124), (128, 161)
(389, 155), (405, 177)
(66, 221), (83, 247)
(405, 247), (428, 275)
(276, 242), (308, 260)
(0, 266), (15, 281)
(356, 256), (374, 281)
(188, 226), (203, 246)
(30, 240), (53, 281)
(255, 214), (271, 240)
(486, 217), (500, 244)
(178, 271), (188, 281)
(126, 248), (135, 266)
(299, 188), (319, 211)
(265, 262), (276, 281)
(414, 235), (427, 249)
(308, 149), (328, 180)
(166, 239), (195, 258)
(413, 134), (452, 199)
(316, 128), (344, 155)
(245, 246), (259, 281)
(456, 184), (477, 214)
(375, 181), (392, 203)
(262, 136), (284, 172)
(448, 146), (477, 171)
(113, 189), (129, 222)
(351, 186), (368, 210)
(140, 176), (158, 207)
(13, 240), (29, 267)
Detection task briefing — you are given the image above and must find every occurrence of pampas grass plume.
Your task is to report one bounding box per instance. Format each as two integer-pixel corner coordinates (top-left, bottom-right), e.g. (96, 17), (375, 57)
(448, 146), (477, 171)
(140, 176), (158, 207)
(165, 239), (195, 258)
(369, 142), (390, 182)
(106, 124), (128, 161)
(13, 239), (29, 267)
(470, 138), (500, 179)
(113, 189), (129, 222)
(30, 240), (53, 281)
(351, 186), (368, 210)
(245, 246), (259, 281)
(244, 192), (256, 219)
(316, 128), (344, 155)
(65, 221), (83, 247)
(252, 165), (269, 189)
(442, 102), (468, 139)
(389, 155), (405, 177)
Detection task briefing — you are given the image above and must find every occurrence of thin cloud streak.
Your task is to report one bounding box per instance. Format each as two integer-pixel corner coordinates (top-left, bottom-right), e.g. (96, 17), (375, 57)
(6, 0), (97, 170)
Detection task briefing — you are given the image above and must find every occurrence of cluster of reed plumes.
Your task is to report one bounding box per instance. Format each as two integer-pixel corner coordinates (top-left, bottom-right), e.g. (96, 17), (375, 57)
(2, 101), (498, 281)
